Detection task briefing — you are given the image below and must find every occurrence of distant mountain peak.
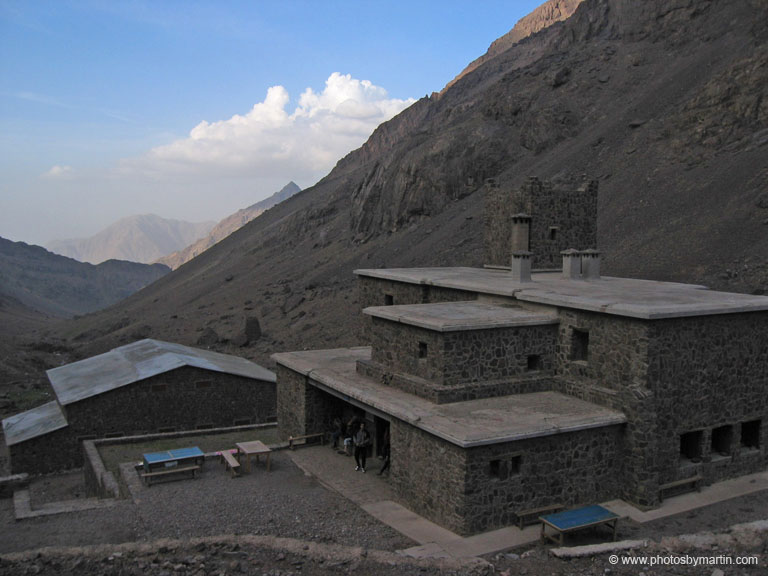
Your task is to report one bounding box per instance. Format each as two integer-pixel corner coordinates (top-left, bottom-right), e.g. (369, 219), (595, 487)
(156, 181), (301, 270)
(47, 215), (216, 265)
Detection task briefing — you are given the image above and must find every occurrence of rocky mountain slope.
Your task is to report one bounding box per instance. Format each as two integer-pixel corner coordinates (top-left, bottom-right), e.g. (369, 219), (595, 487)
(47, 214), (215, 264)
(32, 0), (768, 377)
(157, 182), (301, 270)
(444, 0), (585, 92)
(0, 237), (169, 318)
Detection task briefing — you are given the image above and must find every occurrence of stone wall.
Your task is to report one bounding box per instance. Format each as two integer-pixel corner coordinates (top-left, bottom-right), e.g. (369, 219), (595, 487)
(8, 425), (77, 475)
(391, 416), (623, 535)
(647, 312), (768, 486)
(357, 276), (475, 314)
(10, 366), (275, 475)
(390, 419), (468, 533)
(484, 177), (598, 270)
(276, 365), (345, 441)
(367, 317), (556, 390)
(64, 366), (275, 440)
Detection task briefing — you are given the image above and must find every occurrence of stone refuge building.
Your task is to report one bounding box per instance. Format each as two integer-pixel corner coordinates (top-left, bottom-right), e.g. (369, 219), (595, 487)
(3, 339), (276, 475)
(274, 179), (768, 536)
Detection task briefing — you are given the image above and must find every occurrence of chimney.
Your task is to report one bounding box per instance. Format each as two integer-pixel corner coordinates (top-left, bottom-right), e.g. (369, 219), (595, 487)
(561, 249), (581, 279)
(581, 249), (601, 279)
(510, 251), (533, 283)
(510, 213), (531, 252)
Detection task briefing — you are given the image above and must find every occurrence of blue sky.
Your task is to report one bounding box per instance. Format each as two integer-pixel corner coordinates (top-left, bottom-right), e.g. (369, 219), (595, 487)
(0, 0), (543, 246)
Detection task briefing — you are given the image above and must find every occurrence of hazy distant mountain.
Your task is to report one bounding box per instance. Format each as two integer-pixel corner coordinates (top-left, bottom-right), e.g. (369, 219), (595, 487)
(0, 237), (169, 317)
(157, 182), (301, 269)
(47, 214), (216, 264)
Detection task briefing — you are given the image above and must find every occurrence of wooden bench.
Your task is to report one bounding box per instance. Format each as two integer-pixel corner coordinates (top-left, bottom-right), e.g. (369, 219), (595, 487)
(516, 503), (564, 530)
(140, 464), (200, 486)
(659, 475), (702, 502)
(219, 450), (241, 477)
(288, 432), (325, 450)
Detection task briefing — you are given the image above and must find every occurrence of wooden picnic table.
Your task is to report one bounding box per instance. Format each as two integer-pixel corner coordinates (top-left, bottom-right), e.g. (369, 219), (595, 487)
(236, 440), (271, 473)
(540, 504), (620, 546)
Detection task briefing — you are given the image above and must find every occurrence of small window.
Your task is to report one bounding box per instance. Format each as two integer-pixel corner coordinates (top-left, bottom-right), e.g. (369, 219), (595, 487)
(680, 430), (703, 462)
(571, 328), (589, 362)
(489, 456), (522, 480)
(741, 420), (761, 449)
(418, 341), (428, 359)
(384, 294), (394, 306)
(549, 226), (559, 241)
(711, 425), (733, 456)
(527, 355), (542, 371)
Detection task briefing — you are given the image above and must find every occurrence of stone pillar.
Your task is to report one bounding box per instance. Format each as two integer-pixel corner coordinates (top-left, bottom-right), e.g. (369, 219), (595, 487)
(510, 213), (531, 252)
(581, 249), (601, 279)
(561, 249), (581, 279)
(510, 251), (533, 283)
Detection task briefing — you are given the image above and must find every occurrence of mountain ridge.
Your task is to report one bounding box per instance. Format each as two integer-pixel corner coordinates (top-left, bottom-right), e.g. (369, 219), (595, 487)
(47, 214), (215, 265)
(36, 0), (768, 375)
(156, 182), (301, 270)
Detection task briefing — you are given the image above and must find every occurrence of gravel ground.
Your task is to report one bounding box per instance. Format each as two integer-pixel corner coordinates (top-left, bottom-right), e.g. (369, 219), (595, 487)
(0, 451), (413, 554)
(2, 452), (767, 575)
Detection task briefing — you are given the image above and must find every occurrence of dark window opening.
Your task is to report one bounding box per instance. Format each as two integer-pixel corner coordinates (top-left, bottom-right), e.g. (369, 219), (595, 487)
(549, 226), (559, 241)
(741, 420), (761, 449)
(195, 380), (212, 389)
(418, 341), (428, 359)
(384, 294), (394, 306)
(711, 425), (733, 456)
(489, 456), (522, 480)
(234, 418), (252, 427)
(571, 328), (590, 362)
(527, 355), (542, 371)
(680, 430), (703, 462)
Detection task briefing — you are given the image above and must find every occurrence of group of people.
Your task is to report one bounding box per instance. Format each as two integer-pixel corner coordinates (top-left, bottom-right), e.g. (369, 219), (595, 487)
(330, 415), (390, 475)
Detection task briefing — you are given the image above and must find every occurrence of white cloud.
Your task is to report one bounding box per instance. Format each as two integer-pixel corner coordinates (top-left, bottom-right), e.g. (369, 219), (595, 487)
(41, 165), (74, 179)
(123, 73), (415, 182)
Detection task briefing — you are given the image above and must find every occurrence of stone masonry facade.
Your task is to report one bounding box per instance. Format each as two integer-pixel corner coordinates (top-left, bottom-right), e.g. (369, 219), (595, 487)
(9, 366), (275, 474)
(484, 177), (598, 270)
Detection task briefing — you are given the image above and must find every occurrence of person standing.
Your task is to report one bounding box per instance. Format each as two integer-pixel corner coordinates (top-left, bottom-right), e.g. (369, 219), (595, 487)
(353, 421), (371, 472)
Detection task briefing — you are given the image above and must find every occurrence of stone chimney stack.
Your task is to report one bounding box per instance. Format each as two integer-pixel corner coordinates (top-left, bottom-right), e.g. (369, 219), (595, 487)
(510, 251), (533, 283)
(581, 249), (601, 279)
(510, 213), (531, 252)
(561, 249), (581, 279)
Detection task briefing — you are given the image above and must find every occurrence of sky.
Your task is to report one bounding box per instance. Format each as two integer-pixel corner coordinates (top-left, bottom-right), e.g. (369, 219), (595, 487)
(0, 0), (543, 246)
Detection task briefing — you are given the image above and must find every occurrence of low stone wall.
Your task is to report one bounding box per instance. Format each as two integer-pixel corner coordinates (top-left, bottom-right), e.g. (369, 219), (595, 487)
(0, 473), (29, 499)
(82, 423), (278, 498)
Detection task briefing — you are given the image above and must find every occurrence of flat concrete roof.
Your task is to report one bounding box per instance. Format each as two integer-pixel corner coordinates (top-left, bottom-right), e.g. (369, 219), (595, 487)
(363, 301), (559, 332)
(354, 267), (768, 319)
(48, 338), (276, 406)
(272, 347), (626, 448)
(2, 401), (68, 446)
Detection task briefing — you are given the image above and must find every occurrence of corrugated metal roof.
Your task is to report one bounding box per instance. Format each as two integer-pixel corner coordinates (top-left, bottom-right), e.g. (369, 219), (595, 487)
(47, 339), (276, 406)
(2, 401), (68, 446)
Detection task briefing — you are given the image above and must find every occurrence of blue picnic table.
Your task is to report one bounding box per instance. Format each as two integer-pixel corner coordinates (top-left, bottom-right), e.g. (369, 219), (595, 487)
(540, 504), (620, 546)
(141, 446), (205, 485)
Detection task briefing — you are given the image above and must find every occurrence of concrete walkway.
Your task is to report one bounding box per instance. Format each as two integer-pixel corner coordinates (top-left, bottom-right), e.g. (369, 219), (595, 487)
(288, 445), (768, 560)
